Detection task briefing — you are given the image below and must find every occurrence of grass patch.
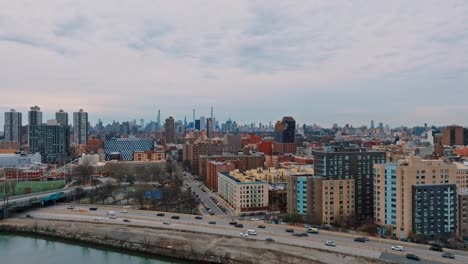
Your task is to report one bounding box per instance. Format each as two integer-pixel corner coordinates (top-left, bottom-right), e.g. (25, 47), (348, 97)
(0, 180), (65, 196)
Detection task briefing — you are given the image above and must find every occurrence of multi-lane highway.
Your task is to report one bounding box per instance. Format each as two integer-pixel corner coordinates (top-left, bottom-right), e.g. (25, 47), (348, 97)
(20, 205), (468, 264)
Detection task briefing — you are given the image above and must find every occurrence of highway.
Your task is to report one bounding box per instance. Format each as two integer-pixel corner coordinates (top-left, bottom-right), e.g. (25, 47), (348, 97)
(20, 205), (468, 264)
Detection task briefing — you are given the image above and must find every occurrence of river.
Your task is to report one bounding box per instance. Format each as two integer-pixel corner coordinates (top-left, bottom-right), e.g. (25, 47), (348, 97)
(0, 233), (188, 264)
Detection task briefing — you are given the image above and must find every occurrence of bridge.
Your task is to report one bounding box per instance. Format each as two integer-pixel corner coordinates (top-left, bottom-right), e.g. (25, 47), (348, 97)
(0, 188), (89, 219)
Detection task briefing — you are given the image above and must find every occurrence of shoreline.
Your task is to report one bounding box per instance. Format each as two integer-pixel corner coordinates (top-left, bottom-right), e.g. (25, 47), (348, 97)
(0, 218), (389, 264)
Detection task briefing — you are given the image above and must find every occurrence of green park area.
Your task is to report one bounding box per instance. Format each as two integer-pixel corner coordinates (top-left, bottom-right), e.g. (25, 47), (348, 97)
(0, 180), (65, 197)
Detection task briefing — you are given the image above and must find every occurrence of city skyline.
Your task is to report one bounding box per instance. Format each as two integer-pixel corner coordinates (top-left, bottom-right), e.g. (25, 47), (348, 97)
(1, 1), (468, 127)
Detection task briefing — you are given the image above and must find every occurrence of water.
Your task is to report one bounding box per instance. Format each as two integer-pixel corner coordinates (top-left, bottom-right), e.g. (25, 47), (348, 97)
(0, 233), (187, 264)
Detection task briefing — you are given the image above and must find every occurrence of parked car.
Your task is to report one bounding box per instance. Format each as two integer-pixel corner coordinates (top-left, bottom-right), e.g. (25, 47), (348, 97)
(285, 229), (294, 233)
(234, 224), (243, 228)
(325, 241), (336, 247)
(354, 237), (367, 243)
(441, 252), (455, 259)
(429, 245), (443, 252)
(171, 215), (180, 220)
(391, 245), (404, 251)
(406, 254), (421, 261)
(163, 221), (171, 225)
(251, 217), (259, 221)
(195, 216), (203, 220)
(257, 225), (266, 229)
(156, 213), (165, 217)
(208, 221), (216, 225)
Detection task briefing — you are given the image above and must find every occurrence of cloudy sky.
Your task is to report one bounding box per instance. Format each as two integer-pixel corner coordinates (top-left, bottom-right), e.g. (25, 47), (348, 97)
(1, 0), (468, 128)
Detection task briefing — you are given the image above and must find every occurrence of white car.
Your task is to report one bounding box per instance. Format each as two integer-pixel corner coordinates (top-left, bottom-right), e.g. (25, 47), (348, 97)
(240, 233), (249, 238)
(163, 221), (171, 225)
(325, 241), (336, 247)
(109, 215), (118, 219)
(391, 245), (404, 251)
(121, 210), (128, 214)
(93, 217), (102, 221)
(250, 217), (259, 221)
(247, 230), (257, 236)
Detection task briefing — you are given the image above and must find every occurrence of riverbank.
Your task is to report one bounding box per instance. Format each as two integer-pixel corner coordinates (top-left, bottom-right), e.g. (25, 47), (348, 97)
(0, 218), (388, 264)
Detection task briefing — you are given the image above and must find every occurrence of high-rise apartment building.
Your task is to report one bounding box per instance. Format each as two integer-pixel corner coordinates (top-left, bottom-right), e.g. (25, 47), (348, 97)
(29, 124), (70, 163)
(4, 109), (22, 143)
(182, 142), (234, 176)
(374, 156), (457, 239)
(274, 116), (296, 143)
(56, 109), (68, 126)
(28, 106), (42, 126)
(200, 116), (206, 131)
(441, 125), (468, 146)
(165, 117), (175, 144)
(314, 146), (386, 224)
(73, 109), (88, 145)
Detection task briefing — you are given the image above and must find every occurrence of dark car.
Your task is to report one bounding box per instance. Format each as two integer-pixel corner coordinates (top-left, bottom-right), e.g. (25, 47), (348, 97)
(89, 207), (98, 211)
(406, 254), (421, 261)
(285, 229), (294, 233)
(123, 219), (131, 222)
(171, 215), (180, 220)
(429, 245), (443, 252)
(441, 252), (455, 259)
(25, 214), (33, 218)
(195, 216), (203, 220)
(156, 213), (165, 217)
(234, 224), (244, 228)
(265, 238), (275, 242)
(293, 233), (308, 237)
(354, 237), (367, 243)
(257, 225), (266, 229)
(229, 221), (237, 225)
(208, 221), (216, 225)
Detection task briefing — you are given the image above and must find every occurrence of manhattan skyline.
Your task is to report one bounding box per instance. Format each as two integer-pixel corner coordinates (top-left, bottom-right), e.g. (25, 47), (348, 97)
(1, 1), (468, 126)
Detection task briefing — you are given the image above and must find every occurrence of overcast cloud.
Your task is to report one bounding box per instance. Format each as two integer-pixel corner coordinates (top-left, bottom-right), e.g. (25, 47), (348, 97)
(1, 0), (468, 127)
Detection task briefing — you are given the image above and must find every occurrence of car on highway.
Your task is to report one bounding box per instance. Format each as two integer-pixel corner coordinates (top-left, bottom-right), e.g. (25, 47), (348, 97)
(240, 233), (249, 238)
(247, 230), (257, 236)
(234, 224), (244, 228)
(325, 241), (336, 247)
(67, 205), (75, 209)
(429, 245), (443, 252)
(229, 221), (237, 225)
(163, 221), (171, 225)
(121, 210), (128, 214)
(109, 215), (118, 219)
(93, 217), (102, 221)
(285, 229), (294, 233)
(257, 225), (265, 229)
(354, 237), (367, 243)
(123, 219), (131, 222)
(26, 214), (33, 218)
(265, 238), (275, 242)
(250, 217), (259, 221)
(156, 213), (165, 217)
(441, 252), (455, 259)
(171, 215), (180, 220)
(406, 253), (421, 261)
(195, 216), (203, 220)
(293, 233), (308, 237)
(208, 221), (216, 225)
(391, 245), (404, 251)
(89, 207), (98, 211)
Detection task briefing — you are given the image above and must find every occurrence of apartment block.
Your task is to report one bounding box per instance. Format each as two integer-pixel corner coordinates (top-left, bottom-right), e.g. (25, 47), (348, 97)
(198, 153), (265, 180)
(314, 147), (386, 224)
(206, 160), (236, 191)
(374, 156), (457, 239)
(182, 142), (234, 176)
(458, 191), (468, 237)
(104, 138), (154, 161)
(217, 171), (269, 215)
(133, 150), (166, 162)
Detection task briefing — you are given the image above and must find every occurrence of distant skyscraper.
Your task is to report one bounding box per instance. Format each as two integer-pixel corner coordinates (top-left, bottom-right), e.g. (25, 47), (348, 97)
(200, 116), (206, 131)
(73, 109), (88, 145)
(206, 118), (213, 138)
(55, 109), (68, 126)
(195, 119), (201, 131)
(370, 120), (375, 129)
(140, 118), (145, 128)
(28, 106), (42, 126)
(4, 109), (22, 143)
(157, 109), (161, 129)
(275, 116), (296, 143)
(192, 109), (195, 127)
(165, 117), (175, 144)
(210, 106), (213, 120)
